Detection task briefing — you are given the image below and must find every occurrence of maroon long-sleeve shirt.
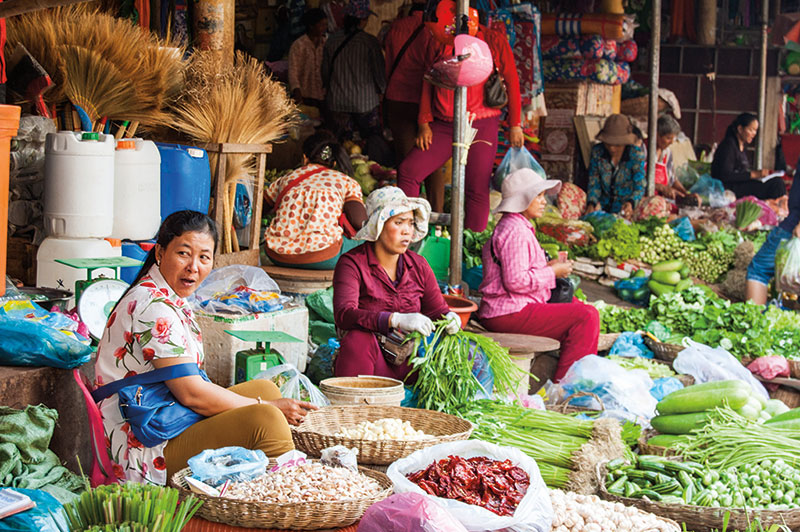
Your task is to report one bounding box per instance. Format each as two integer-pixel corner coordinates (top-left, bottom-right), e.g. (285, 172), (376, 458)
(332, 242), (450, 335)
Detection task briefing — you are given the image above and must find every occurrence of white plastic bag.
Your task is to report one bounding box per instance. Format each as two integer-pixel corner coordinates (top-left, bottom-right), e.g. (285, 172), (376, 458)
(673, 339), (769, 400)
(255, 363), (331, 407)
(776, 237), (800, 294)
(358, 492), (469, 532)
(189, 265), (287, 315)
(387, 440), (553, 532)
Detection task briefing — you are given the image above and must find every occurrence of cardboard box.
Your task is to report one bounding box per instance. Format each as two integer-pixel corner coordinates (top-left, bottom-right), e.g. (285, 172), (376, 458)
(539, 109), (578, 181)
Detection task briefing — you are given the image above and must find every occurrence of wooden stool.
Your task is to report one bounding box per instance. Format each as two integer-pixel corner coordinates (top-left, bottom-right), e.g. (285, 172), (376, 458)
(261, 265), (334, 295)
(474, 331), (560, 396)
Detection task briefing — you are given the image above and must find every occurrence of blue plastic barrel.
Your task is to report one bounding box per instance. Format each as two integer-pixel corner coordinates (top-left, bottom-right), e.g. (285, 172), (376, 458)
(156, 143), (211, 218)
(120, 241), (149, 284)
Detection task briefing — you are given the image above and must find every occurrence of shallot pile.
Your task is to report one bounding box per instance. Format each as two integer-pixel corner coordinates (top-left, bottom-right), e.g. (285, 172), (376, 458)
(224, 462), (382, 503)
(549, 490), (680, 532)
(335, 418), (432, 441)
(407, 455), (529, 516)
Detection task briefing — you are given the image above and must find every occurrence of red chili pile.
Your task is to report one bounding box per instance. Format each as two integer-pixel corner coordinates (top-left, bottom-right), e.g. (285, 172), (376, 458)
(406, 455), (529, 516)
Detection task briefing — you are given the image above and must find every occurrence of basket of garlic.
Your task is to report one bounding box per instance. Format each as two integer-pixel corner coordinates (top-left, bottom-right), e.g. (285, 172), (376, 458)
(550, 489), (681, 532)
(292, 405), (474, 465)
(170, 460), (392, 529)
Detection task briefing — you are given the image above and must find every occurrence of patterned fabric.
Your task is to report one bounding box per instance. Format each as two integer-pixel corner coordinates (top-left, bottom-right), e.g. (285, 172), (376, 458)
(541, 35), (605, 60)
(354, 186), (431, 242)
(618, 40), (638, 62)
(489, 3), (543, 100)
(94, 265), (204, 485)
(587, 143), (647, 213)
(557, 182), (588, 220)
(288, 35), (326, 101)
(344, 0), (372, 19)
(634, 196), (672, 221)
(478, 212), (556, 319)
(323, 29), (386, 114)
(541, 13), (625, 40)
(543, 57), (630, 85)
(265, 164), (363, 256)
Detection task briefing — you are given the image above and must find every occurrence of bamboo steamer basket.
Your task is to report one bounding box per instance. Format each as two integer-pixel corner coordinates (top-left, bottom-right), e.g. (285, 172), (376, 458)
(319, 376), (405, 406)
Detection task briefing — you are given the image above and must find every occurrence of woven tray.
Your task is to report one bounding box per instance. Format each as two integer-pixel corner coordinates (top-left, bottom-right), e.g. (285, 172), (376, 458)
(637, 428), (679, 457)
(291, 405), (473, 465)
(790, 360), (800, 379)
(547, 391), (604, 415)
(597, 332), (621, 352)
(644, 336), (684, 363)
(170, 465), (392, 530)
(598, 463), (800, 532)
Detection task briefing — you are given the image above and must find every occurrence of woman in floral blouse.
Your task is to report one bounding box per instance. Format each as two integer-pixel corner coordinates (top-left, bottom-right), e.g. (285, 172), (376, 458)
(94, 211), (317, 485)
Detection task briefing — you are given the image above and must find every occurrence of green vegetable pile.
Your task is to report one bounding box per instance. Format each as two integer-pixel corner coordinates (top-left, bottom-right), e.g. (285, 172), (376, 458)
(606, 355), (675, 378)
(463, 219), (496, 269)
(594, 220), (641, 261)
(639, 224), (690, 265)
(735, 200), (763, 230)
(594, 301), (652, 334)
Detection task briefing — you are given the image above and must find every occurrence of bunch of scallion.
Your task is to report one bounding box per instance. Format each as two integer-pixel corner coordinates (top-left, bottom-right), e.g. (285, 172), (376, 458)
(60, 482), (201, 532)
(406, 322), (529, 413)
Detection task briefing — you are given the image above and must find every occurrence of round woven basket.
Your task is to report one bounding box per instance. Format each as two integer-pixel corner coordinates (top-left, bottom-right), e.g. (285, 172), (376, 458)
(547, 391), (604, 415)
(170, 465), (392, 530)
(292, 405), (473, 465)
(789, 360), (800, 379)
(637, 429), (679, 457)
(644, 336), (684, 363)
(597, 332), (621, 352)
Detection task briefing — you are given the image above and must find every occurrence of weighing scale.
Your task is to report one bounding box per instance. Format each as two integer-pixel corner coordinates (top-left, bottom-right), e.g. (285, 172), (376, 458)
(55, 257), (144, 340)
(224, 330), (304, 384)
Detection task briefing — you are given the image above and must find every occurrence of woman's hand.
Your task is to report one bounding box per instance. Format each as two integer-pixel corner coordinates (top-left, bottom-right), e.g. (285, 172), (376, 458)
(390, 312), (434, 336)
(619, 202), (634, 219)
(548, 259), (573, 278)
(444, 311), (461, 335)
(267, 398), (318, 426)
(508, 126), (524, 148)
(751, 169), (770, 179)
(655, 183), (673, 198)
(416, 123), (433, 151)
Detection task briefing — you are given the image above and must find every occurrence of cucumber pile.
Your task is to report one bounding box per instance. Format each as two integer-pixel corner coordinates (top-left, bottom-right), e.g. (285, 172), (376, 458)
(647, 260), (693, 297)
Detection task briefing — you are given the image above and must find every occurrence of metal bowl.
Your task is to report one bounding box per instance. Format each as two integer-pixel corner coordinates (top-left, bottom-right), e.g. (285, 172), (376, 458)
(18, 286), (74, 311)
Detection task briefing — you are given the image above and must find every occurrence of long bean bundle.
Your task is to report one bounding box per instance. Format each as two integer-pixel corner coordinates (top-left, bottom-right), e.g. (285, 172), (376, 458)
(459, 399), (595, 438)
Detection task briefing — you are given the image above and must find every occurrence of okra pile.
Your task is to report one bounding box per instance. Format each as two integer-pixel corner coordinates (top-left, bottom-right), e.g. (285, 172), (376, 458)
(605, 455), (800, 510)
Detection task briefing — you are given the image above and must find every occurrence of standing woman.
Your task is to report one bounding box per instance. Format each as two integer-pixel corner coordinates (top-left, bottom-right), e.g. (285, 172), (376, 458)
(94, 211), (316, 484)
(479, 169), (600, 382)
(397, 24), (523, 232)
(711, 112), (786, 200)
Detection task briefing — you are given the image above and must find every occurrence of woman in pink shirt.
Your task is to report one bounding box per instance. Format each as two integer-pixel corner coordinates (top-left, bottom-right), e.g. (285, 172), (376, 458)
(478, 169), (600, 381)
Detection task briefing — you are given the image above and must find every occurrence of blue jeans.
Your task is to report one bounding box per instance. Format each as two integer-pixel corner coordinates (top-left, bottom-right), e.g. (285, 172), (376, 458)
(747, 227), (791, 285)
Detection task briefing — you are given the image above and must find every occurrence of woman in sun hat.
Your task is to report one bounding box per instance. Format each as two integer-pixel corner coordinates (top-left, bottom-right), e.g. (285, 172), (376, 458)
(586, 113), (646, 219)
(478, 168), (600, 382)
(332, 187), (461, 379)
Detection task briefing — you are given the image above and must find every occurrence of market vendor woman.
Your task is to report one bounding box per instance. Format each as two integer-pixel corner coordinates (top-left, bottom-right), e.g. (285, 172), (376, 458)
(95, 210), (316, 485)
(479, 169), (600, 381)
(332, 187), (461, 379)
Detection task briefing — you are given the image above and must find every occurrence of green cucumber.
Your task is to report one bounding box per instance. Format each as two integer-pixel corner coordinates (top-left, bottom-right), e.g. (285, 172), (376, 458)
(764, 407), (800, 424)
(607, 475), (628, 494)
(675, 278), (693, 291)
(652, 259), (684, 272)
(624, 481), (638, 497)
(647, 434), (690, 448)
(637, 457), (667, 472)
(679, 265), (691, 278)
(652, 270), (682, 285)
(648, 280), (675, 297)
(633, 268), (648, 278)
(632, 489), (662, 501)
(683, 482), (695, 503)
(651, 412), (714, 434)
(764, 399), (790, 417)
(656, 380), (751, 415)
(606, 458), (627, 471)
(763, 418), (800, 430)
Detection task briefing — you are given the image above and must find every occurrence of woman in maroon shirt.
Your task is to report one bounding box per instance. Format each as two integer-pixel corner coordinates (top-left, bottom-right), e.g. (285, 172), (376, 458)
(332, 187), (460, 379)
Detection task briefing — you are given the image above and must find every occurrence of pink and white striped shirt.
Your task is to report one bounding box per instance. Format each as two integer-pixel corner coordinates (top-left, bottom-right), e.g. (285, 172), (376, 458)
(477, 212), (556, 320)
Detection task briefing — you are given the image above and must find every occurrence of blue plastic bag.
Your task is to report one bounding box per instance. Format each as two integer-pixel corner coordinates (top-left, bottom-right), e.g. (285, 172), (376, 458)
(650, 377), (684, 401)
(0, 489), (67, 532)
(609, 331), (654, 359)
(581, 211), (618, 237)
(0, 316), (93, 368)
(188, 446), (269, 487)
(669, 217), (696, 241)
(493, 147), (546, 191)
(613, 276), (650, 306)
(689, 175), (727, 208)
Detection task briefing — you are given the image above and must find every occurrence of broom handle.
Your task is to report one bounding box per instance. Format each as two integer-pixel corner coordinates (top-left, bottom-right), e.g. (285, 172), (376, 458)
(0, 0), (90, 18)
(125, 121), (139, 138)
(230, 181), (240, 253)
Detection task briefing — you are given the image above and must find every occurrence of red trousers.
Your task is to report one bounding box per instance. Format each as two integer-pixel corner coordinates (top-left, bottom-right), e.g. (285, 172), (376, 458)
(334, 329), (414, 381)
(481, 299), (600, 382)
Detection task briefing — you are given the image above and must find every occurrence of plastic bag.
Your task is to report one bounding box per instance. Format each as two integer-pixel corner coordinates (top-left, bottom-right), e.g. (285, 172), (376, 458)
(776, 237), (800, 294)
(255, 363), (331, 407)
(676, 163), (700, 189)
(673, 339), (769, 400)
(188, 446), (269, 487)
(306, 337), (339, 385)
(613, 276), (650, 306)
(358, 492), (469, 532)
(0, 488), (67, 532)
(320, 445), (358, 471)
(493, 147), (546, 192)
(190, 265), (286, 315)
(387, 440), (553, 532)
(689, 175), (727, 208)
(306, 287), (335, 323)
(650, 377), (684, 401)
(0, 316), (93, 368)
(609, 331), (653, 358)
(560, 355), (657, 423)
(734, 196), (779, 227)
(581, 211), (617, 237)
(669, 217), (696, 241)
(746, 356), (790, 381)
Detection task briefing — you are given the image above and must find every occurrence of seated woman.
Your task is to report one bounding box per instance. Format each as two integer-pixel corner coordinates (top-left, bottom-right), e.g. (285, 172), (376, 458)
(332, 187), (460, 379)
(653, 115), (691, 201)
(479, 169), (600, 382)
(711, 113), (786, 200)
(264, 131), (368, 270)
(95, 211), (317, 484)
(586, 114), (647, 219)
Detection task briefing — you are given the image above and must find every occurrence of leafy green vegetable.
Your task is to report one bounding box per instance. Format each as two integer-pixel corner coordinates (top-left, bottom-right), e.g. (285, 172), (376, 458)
(463, 219), (496, 269)
(594, 220), (641, 261)
(593, 301), (653, 333)
(735, 201), (763, 230)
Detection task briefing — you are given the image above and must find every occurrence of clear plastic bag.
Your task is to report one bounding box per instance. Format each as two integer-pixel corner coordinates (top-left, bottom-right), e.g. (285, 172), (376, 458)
(493, 147), (547, 192)
(609, 331), (653, 358)
(320, 445), (358, 471)
(387, 440), (553, 532)
(649, 377), (684, 401)
(358, 492), (469, 532)
(673, 339), (769, 400)
(689, 175), (727, 208)
(255, 363), (331, 407)
(190, 265), (287, 315)
(187, 446), (269, 487)
(668, 217), (696, 241)
(775, 237), (800, 294)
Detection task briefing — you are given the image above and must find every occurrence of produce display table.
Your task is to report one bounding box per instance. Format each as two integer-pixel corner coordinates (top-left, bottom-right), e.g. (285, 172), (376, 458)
(261, 265), (334, 295)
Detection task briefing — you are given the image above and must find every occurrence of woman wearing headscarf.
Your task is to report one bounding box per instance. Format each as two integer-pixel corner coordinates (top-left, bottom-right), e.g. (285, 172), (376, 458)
(332, 187), (460, 379)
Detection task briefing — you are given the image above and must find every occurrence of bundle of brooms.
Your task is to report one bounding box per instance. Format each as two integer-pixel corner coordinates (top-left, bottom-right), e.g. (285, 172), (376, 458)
(170, 50), (298, 254)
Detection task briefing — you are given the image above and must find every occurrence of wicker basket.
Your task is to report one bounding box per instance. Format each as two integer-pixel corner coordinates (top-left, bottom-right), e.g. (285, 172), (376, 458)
(644, 336), (684, 363)
(291, 405), (474, 465)
(170, 465), (392, 530)
(548, 391), (604, 415)
(637, 429), (679, 457)
(597, 332), (621, 352)
(790, 360), (800, 379)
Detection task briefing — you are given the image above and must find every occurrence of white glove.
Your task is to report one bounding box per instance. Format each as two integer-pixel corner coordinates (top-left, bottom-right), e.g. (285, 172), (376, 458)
(390, 312), (434, 336)
(444, 311), (461, 335)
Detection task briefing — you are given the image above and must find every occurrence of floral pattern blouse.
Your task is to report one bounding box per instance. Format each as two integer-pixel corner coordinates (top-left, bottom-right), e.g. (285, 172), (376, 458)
(586, 143), (646, 214)
(94, 264), (204, 485)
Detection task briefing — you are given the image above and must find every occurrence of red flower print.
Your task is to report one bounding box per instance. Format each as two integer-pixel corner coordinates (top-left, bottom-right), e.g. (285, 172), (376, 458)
(160, 288), (169, 297)
(127, 431), (143, 449)
(112, 463), (125, 479)
(113, 347), (127, 360)
(124, 370), (138, 379)
(104, 435), (111, 449)
(140, 282), (156, 289)
(106, 311), (117, 329)
(121, 422), (130, 433)
(153, 317), (172, 344)
(94, 375), (105, 388)
(142, 347), (155, 362)
(141, 462), (148, 476)
(127, 300), (137, 315)
(153, 456), (166, 471)
(124, 331), (134, 344)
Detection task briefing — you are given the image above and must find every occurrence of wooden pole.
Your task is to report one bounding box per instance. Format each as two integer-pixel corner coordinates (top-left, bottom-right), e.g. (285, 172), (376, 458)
(194, 0), (235, 66)
(756, 0), (769, 169)
(697, 0), (717, 45)
(0, 0), (90, 18)
(646, 0), (662, 196)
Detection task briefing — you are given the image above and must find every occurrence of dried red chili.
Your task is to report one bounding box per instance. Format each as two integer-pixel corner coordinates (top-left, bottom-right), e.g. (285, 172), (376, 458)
(406, 455), (529, 516)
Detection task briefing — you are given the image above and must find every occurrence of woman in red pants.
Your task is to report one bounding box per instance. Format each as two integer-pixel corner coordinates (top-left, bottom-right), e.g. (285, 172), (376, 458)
(478, 168), (600, 381)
